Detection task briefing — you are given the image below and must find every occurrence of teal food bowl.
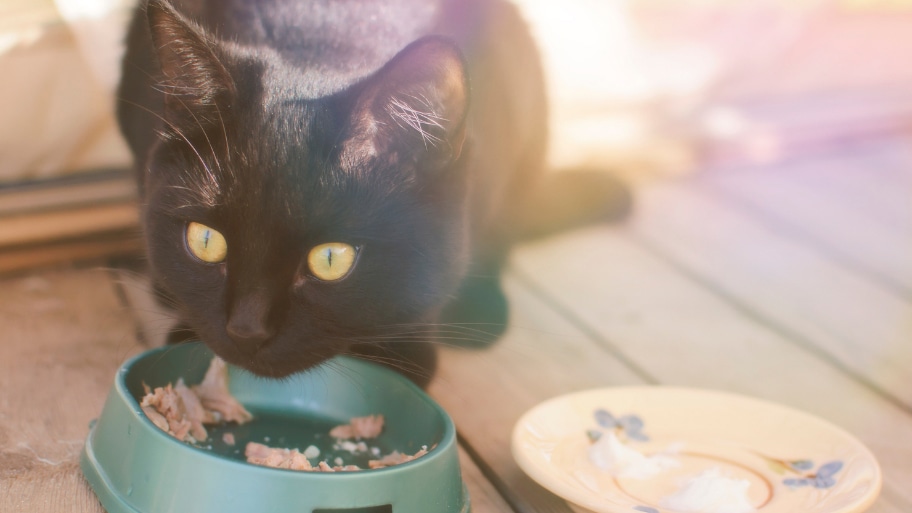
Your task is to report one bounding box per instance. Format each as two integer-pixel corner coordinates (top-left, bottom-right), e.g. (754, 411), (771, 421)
(81, 342), (469, 513)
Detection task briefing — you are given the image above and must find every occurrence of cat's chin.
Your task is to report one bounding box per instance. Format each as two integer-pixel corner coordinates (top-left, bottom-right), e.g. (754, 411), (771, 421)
(205, 342), (332, 379)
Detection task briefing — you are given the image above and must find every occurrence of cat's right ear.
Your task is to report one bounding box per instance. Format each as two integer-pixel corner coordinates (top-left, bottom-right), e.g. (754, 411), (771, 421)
(146, 0), (235, 129)
(339, 37), (469, 174)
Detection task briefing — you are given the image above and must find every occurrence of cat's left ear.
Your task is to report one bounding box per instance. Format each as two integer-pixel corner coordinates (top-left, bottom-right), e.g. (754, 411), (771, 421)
(340, 37), (469, 171)
(146, 0), (236, 130)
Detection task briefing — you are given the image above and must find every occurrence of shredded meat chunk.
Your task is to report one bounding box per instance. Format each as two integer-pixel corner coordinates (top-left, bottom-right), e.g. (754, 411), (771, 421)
(245, 442), (315, 470)
(143, 364), (428, 471)
(245, 442), (361, 472)
(244, 415), (428, 471)
(140, 357), (251, 442)
(329, 414), (385, 439)
(368, 447), (429, 469)
(191, 357), (253, 424)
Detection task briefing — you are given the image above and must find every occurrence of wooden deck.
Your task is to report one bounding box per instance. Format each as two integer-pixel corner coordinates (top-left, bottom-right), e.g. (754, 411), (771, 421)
(1, 119), (910, 511)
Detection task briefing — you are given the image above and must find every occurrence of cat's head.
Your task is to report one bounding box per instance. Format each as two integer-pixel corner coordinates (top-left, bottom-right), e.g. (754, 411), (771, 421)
(140, 0), (470, 377)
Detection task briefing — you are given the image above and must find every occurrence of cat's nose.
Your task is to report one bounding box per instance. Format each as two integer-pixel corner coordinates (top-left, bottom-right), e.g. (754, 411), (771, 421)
(226, 291), (275, 351)
(226, 316), (274, 349)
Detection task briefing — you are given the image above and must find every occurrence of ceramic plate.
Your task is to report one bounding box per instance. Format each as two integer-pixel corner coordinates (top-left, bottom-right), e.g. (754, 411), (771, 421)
(512, 387), (881, 513)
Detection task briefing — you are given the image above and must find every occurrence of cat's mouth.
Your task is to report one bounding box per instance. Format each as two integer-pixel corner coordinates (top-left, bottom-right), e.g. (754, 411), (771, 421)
(206, 338), (339, 378)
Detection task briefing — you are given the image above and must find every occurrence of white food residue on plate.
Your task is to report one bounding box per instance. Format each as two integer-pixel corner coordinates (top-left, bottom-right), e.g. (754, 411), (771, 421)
(588, 431), (680, 479)
(659, 467), (756, 513)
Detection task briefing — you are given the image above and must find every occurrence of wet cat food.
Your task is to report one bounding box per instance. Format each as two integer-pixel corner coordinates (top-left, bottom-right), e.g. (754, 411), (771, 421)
(140, 357), (252, 442)
(141, 358), (429, 470)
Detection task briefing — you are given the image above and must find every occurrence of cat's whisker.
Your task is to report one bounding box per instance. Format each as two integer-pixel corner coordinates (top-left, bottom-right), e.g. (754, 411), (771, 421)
(169, 95), (224, 197)
(172, 94), (226, 180)
(338, 329), (497, 351)
(341, 350), (434, 385)
(371, 321), (507, 340)
(94, 267), (184, 312)
(265, 342), (375, 399)
(214, 103), (232, 166)
(352, 329), (495, 342)
(317, 358), (373, 402)
(118, 98), (216, 193)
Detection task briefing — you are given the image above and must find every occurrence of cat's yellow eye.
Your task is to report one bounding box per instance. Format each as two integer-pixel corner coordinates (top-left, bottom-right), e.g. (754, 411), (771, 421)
(186, 222), (227, 263)
(308, 242), (357, 281)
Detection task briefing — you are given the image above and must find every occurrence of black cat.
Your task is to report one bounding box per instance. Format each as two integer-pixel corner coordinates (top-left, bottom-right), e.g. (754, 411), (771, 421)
(117, 0), (630, 386)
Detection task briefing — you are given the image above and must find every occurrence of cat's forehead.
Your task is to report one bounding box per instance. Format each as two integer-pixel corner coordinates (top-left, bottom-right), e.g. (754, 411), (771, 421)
(254, 0), (441, 100)
(211, 129), (382, 227)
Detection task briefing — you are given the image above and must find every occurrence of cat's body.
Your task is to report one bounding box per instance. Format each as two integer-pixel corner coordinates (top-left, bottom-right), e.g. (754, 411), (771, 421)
(118, 0), (629, 385)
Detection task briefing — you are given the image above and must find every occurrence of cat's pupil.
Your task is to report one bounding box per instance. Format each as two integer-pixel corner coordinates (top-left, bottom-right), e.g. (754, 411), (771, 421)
(326, 248), (333, 267)
(203, 230), (210, 248)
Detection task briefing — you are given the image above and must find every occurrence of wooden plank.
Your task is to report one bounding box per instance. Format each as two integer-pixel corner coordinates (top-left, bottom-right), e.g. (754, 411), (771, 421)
(0, 232), (142, 276)
(630, 181), (912, 410)
(0, 201), (139, 248)
(704, 157), (912, 297)
(727, 140), (912, 235)
(430, 273), (649, 513)
(0, 269), (143, 512)
(0, 173), (136, 218)
(511, 226), (912, 512)
(457, 446), (514, 513)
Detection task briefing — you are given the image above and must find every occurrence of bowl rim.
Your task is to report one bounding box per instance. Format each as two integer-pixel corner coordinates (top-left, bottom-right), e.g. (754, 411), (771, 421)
(114, 343), (457, 477)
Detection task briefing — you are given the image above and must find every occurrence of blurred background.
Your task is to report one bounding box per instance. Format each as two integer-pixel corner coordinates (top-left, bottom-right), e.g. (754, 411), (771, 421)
(1, 0), (912, 273)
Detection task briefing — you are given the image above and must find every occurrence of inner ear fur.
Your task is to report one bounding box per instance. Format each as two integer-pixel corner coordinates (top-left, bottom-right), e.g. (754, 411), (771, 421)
(341, 36), (469, 172)
(146, 0), (236, 129)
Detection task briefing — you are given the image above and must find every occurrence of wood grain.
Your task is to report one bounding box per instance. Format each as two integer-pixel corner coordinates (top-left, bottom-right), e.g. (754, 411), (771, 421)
(0, 174), (136, 218)
(0, 202), (139, 249)
(0, 232), (142, 276)
(0, 172), (142, 275)
(706, 157), (912, 297)
(631, 181), (912, 409)
(738, 141), (912, 234)
(457, 446), (514, 513)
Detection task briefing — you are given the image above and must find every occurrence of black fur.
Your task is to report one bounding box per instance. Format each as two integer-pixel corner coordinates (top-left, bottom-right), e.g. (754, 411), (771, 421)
(118, 0), (630, 386)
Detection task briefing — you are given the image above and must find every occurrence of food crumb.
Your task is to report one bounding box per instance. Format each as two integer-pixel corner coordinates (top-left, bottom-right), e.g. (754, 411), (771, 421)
(223, 433), (236, 446)
(245, 442), (364, 472)
(303, 445), (320, 459)
(334, 440), (369, 453)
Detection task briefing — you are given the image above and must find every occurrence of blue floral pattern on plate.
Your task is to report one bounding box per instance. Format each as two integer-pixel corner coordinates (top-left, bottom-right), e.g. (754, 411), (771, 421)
(759, 452), (844, 489)
(783, 460), (844, 489)
(589, 409), (650, 442)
